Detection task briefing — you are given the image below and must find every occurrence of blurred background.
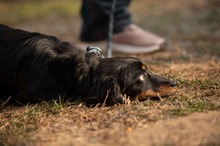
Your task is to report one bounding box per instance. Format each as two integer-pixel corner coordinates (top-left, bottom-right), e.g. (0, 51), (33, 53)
(0, 0), (220, 59)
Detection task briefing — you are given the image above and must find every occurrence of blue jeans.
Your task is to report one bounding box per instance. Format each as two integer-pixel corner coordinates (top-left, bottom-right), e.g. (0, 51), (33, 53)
(80, 0), (132, 42)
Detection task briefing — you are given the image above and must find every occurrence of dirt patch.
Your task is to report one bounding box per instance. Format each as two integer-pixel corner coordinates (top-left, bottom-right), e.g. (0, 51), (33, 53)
(36, 111), (220, 146)
(129, 111), (220, 146)
(1, 105), (220, 146)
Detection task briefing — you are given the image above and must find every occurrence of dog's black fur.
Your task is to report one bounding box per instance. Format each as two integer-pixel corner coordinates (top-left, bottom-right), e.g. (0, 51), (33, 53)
(0, 24), (176, 106)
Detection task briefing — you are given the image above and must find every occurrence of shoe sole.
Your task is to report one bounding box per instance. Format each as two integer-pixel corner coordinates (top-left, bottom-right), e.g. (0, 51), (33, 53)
(112, 42), (165, 53)
(79, 41), (166, 54)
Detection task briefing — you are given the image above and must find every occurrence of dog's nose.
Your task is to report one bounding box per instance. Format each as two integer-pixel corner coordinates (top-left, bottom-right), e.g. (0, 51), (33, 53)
(170, 80), (177, 87)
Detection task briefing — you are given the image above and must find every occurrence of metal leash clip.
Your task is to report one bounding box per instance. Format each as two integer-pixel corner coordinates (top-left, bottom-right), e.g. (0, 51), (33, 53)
(86, 46), (104, 58)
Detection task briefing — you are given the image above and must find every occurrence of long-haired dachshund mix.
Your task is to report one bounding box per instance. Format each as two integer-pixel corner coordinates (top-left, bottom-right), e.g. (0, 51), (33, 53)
(0, 24), (176, 106)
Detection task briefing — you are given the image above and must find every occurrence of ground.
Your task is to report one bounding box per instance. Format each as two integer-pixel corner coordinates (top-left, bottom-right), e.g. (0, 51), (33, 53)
(0, 0), (220, 146)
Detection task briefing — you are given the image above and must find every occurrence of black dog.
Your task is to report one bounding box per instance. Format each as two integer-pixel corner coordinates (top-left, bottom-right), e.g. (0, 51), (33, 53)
(0, 24), (176, 106)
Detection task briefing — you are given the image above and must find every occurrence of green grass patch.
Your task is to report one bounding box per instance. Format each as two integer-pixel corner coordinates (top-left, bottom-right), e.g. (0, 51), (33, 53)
(170, 101), (220, 116)
(0, 0), (81, 23)
(199, 9), (220, 32)
(177, 77), (220, 90)
(167, 76), (220, 116)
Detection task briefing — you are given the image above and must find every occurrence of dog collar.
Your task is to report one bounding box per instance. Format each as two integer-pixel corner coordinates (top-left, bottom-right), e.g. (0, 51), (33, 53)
(86, 46), (104, 58)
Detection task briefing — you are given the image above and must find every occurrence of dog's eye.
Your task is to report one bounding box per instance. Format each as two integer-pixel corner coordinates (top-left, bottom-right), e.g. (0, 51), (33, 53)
(139, 74), (145, 81)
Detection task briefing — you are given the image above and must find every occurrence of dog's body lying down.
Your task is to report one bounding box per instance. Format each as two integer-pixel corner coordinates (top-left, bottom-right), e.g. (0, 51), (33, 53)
(0, 24), (176, 106)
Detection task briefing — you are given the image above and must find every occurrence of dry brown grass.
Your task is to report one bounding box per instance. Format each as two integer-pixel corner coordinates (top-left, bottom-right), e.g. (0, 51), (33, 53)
(0, 0), (220, 145)
(0, 57), (219, 145)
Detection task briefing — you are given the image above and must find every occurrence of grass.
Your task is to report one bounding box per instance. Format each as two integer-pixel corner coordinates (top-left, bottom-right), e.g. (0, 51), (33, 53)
(167, 71), (220, 116)
(170, 101), (220, 116)
(0, 0), (81, 24)
(0, 0), (220, 145)
(0, 99), (77, 144)
(0, 76), (219, 144)
(199, 9), (220, 32)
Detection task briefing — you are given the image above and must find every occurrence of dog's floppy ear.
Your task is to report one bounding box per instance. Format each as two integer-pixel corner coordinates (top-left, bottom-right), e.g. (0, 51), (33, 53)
(102, 77), (124, 106)
(86, 77), (124, 106)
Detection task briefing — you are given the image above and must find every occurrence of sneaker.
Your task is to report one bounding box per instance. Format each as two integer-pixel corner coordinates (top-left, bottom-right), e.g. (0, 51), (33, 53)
(79, 24), (166, 54)
(112, 24), (166, 53)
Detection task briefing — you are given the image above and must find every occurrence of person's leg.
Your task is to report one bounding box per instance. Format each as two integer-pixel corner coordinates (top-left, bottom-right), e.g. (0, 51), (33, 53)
(80, 0), (166, 54)
(80, 0), (132, 42)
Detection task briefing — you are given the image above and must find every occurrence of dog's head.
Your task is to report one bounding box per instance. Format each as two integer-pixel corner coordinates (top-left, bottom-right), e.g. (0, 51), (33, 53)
(86, 56), (177, 106)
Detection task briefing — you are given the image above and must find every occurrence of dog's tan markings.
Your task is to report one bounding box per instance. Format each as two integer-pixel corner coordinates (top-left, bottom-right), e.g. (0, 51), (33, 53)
(138, 89), (157, 101)
(141, 65), (147, 71)
(137, 85), (177, 101)
(157, 85), (177, 96)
